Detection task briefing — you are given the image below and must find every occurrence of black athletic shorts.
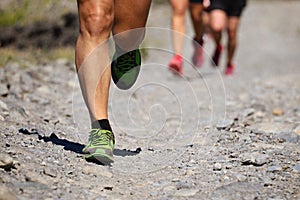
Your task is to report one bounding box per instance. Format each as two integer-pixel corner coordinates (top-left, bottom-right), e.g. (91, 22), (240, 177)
(190, 0), (203, 3)
(208, 0), (247, 17)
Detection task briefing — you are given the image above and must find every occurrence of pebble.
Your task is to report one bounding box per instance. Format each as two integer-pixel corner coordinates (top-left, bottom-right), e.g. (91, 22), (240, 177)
(0, 100), (8, 110)
(25, 171), (48, 185)
(240, 152), (269, 166)
(272, 108), (284, 116)
(0, 153), (14, 170)
(255, 111), (265, 118)
(274, 132), (299, 144)
(293, 125), (300, 135)
(243, 108), (255, 118)
(20, 72), (35, 93)
(176, 181), (191, 189)
(213, 163), (222, 171)
(236, 174), (247, 182)
(44, 167), (58, 178)
(267, 166), (282, 172)
(0, 84), (9, 96)
(292, 164), (300, 173)
(216, 119), (234, 130)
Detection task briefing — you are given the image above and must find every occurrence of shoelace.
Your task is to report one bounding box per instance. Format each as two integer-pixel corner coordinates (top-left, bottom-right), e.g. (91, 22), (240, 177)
(89, 129), (113, 146)
(115, 50), (138, 72)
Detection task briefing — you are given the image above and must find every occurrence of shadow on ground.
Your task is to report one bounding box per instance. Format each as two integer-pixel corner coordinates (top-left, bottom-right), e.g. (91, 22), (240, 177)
(18, 128), (140, 156)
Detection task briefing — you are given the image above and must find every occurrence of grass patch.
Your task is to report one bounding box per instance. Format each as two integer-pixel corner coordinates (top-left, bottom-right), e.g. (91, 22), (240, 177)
(0, 47), (75, 68)
(46, 47), (75, 61)
(0, 0), (76, 27)
(0, 1), (29, 26)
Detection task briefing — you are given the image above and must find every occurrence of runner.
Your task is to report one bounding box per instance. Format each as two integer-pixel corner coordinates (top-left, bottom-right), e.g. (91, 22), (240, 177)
(168, 0), (205, 74)
(189, 0), (205, 68)
(208, 0), (247, 75)
(76, 0), (151, 165)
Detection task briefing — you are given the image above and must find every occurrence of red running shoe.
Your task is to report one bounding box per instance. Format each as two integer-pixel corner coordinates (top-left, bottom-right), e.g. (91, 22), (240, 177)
(225, 63), (234, 75)
(212, 45), (223, 67)
(192, 39), (204, 68)
(169, 54), (183, 75)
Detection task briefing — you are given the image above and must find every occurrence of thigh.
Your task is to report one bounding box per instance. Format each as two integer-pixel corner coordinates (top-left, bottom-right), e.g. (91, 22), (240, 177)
(114, 0), (151, 28)
(169, 0), (189, 14)
(210, 9), (227, 31)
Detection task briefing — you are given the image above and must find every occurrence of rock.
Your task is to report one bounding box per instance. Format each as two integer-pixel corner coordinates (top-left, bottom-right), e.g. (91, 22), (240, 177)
(8, 105), (29, 120)
(211, 182), (262, 200)
(272, 108), (284, 116)
(236, 174), (247, 182)
(174, 188), (199, 197)
(243, 108), (255, 118)
(255, 111), (265, 118)
(0, 185), (17, 200)
(0, 84), (9, 96)
(216, 119), (234, 130)
(0, 100), (8, 110)
(0, 153), (13, 170)
(293, 125), (300, 136)
(36, 85), (51, 95)
(43, 167), (58, 178)
(267, 166), (282, 172)
(82, 164), (113, 178)
(213, 163), (222, 171)
(263, 177), (273, 187)
(25, 171), (48, 185)
(292, 164), (300, 173)
(176, 182), (191, 189)
(240, 152), (269, 166)
(20, 71), (35, 93)
(274, 132), (299, 144)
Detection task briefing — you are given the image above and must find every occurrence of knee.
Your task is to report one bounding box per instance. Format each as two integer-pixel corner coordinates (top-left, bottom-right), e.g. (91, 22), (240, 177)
(210, 22), (223, 33)
(173, 5), (187, 17)
(79, 5), (114, 39)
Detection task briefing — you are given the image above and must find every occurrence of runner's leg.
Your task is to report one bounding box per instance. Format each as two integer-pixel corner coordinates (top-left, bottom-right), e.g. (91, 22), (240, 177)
(169, 0), (189, 55)
(76, 0), (113, 121)
(113, 0), (151, 51)
(189, 2), (204, 42)
(226, 16), (240, 66)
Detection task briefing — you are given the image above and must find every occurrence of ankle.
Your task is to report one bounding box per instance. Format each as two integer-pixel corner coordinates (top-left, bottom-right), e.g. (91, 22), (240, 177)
(91, 119), (112, 131)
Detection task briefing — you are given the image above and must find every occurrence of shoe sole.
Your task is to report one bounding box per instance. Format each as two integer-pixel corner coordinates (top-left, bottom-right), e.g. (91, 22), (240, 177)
(168, 63), (182, 75)
(111, 50), (141, 90)
(85, 153), (114, 166)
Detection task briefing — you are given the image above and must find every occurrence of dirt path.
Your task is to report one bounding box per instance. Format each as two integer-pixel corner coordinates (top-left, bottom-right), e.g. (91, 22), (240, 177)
(0, 1), (299, 199)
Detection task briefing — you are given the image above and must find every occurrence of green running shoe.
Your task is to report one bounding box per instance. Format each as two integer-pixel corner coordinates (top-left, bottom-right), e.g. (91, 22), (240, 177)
(111, 48), (141, 90)
(82, 129), (115, 165)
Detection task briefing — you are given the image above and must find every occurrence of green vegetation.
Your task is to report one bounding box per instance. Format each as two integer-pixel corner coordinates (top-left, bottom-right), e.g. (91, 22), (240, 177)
(0, 2), (28, 26)
(0, 47), (75, 68)
(0, 0), (76, 27)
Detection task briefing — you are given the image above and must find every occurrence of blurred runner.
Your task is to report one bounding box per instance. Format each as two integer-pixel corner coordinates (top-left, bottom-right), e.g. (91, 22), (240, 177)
(168, 0), (205, 74)
(208, 0), (247, 75)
